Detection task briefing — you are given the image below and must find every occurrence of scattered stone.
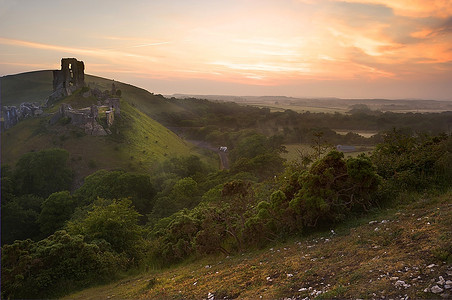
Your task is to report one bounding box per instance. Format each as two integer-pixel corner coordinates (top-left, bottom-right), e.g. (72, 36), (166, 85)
(193, 281), (197, 286)
(369, 221), (378, 225)
(299, 287), (307, 292)
(390, 277), (399, 281)
(287, 273), (294, 278)
(438, 276), (446, 285)
(446, 280), (452, 285)
(431, 285), (444, 294)
(394, 280), (410, 289)
(207, 292), (214, 300)
(427, 264), (436, 269)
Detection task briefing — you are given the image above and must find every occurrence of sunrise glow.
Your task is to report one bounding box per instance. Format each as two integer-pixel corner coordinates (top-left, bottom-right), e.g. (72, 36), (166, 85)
(1, 0), (451, 99)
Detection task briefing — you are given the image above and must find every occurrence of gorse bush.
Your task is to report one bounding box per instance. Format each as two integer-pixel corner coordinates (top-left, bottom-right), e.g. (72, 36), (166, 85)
(372, 130), (452, 192)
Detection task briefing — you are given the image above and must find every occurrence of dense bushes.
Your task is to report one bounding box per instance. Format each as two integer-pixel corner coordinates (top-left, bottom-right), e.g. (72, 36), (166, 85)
(13, 148), (72, 198)
(372, 130), (452, 195)
(2, 131), (451, 298)
(1, 231), (124, 299)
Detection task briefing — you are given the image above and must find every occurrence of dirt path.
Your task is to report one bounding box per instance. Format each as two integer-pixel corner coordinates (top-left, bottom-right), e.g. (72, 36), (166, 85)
(187, 139), (229, 170)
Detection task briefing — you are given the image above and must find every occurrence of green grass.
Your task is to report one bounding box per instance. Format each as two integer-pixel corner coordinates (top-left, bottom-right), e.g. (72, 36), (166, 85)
(1, 70), (54, 106)
(64, 191), (452, 299)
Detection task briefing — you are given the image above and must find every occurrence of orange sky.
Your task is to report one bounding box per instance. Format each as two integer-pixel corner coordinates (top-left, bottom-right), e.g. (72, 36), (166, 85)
(1, 0), (451, 99)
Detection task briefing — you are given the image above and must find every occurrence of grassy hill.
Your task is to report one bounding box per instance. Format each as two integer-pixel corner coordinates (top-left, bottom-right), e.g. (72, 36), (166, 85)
(64, 192), (452, 299)
(1, 71), (216, 184)
(1, 71), (184, 117)
(1, 71), (54, 106)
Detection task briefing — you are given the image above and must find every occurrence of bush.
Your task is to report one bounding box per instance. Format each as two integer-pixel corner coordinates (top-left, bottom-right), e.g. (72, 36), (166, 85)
(1, 231), (123, 299)
(13, 149), (73, 198)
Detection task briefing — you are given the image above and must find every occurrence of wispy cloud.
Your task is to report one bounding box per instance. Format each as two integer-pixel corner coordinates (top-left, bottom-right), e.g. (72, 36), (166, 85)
(0, 37), (159, 64)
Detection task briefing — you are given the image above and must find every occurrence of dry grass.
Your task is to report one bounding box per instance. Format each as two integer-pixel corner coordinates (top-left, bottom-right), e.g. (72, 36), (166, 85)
(65, 192), (452, 300)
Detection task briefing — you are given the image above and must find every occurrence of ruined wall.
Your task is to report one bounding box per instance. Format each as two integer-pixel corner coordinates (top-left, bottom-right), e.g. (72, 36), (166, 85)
(48, 58), (85, 104)
(1, 106), (19, 130)
(105, 98), (121, 115)
(2, 103), (44, 131)
(106, 110), (114, 127)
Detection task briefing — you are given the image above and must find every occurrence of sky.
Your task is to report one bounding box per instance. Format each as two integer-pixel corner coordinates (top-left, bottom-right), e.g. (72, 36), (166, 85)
(1, 0), (451, 100)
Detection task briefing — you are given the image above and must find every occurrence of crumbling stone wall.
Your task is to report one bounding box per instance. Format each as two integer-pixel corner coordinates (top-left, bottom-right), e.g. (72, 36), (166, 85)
(106, 110), (114, 127)
(1, 106), (19, 130)
(105, 98), (121, 115)
(1, 103), (44, 131)
(49, 96), (121, 136)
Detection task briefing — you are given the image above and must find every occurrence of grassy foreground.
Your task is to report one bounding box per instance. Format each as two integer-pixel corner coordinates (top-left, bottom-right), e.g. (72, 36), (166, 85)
(65, 191), (451, 299)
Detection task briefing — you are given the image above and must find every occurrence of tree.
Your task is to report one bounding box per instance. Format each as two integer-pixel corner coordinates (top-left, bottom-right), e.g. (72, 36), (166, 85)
(1, 231), (122, 299)
(75, 170), (156, 216)
(13, 149), (72, 198)
(150, 177), (200, 220)
(67, 198), (145, 261)
(38, 191), (76, 237)
(289, 151), (380, 228)
(1, 194), (43, 244)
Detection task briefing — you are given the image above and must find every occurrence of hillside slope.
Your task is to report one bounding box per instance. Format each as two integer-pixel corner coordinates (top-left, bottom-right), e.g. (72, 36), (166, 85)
(1, 71), (216, 184)
(1, 98), (202, 185)
(65, 192), (451, 300)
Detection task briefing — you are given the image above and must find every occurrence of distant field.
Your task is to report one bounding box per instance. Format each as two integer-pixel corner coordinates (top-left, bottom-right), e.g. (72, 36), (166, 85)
(333, 129), (378, 138)
(244, 102), (348, 114)
(282, 143), (375, 162)
(176, 94), (452, 114)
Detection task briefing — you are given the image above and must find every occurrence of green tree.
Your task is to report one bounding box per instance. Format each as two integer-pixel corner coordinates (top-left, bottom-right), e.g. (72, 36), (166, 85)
(67, 198), (145, 262)
(75, 170), (156, 216)
(150, 177), (200, 220)
(289, 151), (380, 228)
(1, 194), (43, 244)
(1, 231), (122, 299)
(38, 191), (76, 237)
(13, 149), (72, 198)
(372, 130), (451, 191)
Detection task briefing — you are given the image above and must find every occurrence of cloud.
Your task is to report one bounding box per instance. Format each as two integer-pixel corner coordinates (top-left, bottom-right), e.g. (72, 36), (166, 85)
(339, 0), (452, 18)
(0, 37), (161, 64)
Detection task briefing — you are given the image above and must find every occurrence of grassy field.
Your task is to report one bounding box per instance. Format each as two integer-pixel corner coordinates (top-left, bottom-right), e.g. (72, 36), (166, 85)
(64, 191), (452, 299)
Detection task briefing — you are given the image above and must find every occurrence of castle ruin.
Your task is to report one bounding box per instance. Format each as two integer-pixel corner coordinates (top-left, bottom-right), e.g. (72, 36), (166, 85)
(47, 58), (85, 104)
(2, 58), (121, 135)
